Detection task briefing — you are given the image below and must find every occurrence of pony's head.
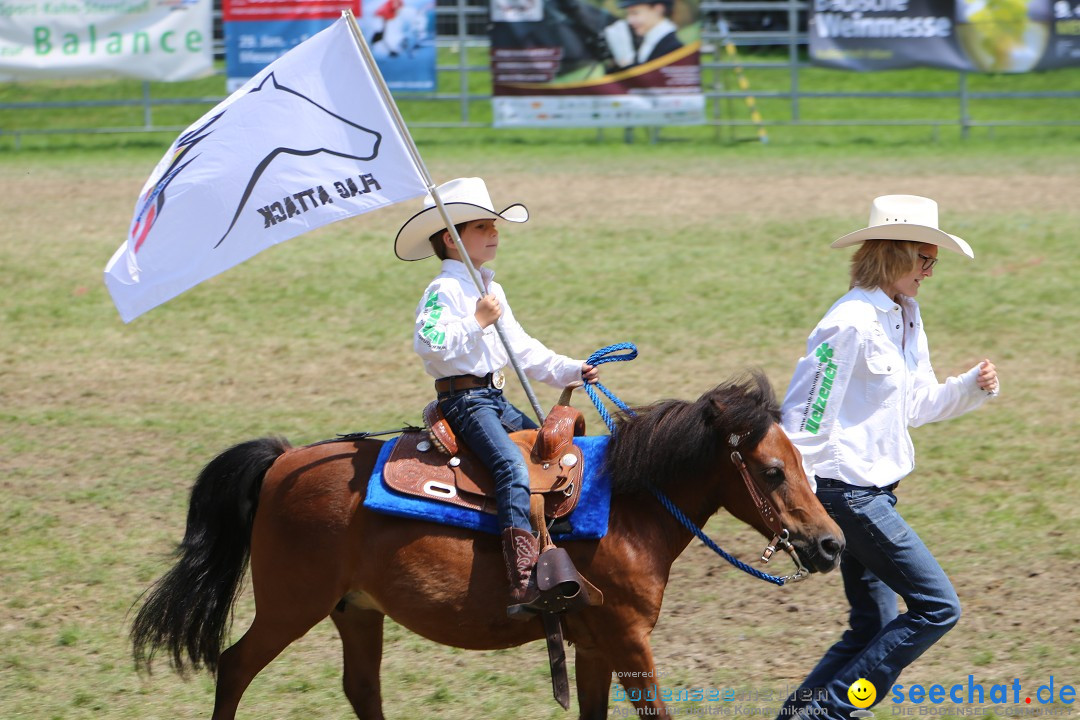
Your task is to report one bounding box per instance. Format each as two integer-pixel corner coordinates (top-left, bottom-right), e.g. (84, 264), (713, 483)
(607, 370), (843, 575)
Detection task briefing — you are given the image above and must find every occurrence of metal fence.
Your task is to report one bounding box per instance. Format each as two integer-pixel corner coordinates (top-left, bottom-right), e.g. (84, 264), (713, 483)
(3, 0), (1079, 145)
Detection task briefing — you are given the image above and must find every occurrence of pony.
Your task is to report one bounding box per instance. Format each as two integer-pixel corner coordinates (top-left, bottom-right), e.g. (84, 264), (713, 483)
(130, 371), (844, 719)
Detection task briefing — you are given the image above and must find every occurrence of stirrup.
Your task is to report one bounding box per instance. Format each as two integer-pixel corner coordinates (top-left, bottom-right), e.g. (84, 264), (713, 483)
(531, 547), (601, 614)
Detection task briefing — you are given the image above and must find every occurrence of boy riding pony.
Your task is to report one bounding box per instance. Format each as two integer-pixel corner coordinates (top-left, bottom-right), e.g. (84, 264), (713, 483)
(394, 177), (599, 619)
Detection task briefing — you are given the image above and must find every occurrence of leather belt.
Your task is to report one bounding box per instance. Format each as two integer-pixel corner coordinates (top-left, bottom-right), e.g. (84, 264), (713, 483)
(815, 476), (900, 492)
(435, 371), (505, 395)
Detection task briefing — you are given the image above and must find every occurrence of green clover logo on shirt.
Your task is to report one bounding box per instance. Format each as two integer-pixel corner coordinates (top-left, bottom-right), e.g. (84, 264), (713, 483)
(816, 343), (834, 363)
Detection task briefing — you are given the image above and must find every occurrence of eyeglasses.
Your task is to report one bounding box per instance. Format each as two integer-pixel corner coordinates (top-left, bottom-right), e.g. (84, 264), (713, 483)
(918, 253), (939, 271)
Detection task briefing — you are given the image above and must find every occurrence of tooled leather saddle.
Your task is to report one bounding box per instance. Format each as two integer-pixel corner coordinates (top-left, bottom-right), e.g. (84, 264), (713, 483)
(382, 392), (586, 522)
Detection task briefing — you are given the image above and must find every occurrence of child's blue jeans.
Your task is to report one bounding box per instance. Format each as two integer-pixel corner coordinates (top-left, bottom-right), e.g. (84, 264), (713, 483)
(438, 387), (538, 531)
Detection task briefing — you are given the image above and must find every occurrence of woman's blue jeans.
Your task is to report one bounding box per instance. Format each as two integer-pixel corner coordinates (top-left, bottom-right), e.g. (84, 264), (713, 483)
(438, 387), (538, 531)
(777, 478), (962, 720)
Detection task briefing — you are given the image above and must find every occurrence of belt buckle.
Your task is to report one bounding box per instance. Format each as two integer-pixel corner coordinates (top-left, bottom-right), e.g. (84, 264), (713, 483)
(491, 369), (506, 390)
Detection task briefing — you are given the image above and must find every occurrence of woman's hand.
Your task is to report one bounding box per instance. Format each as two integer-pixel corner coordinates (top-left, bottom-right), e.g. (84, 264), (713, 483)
(474, 294), (502, 328)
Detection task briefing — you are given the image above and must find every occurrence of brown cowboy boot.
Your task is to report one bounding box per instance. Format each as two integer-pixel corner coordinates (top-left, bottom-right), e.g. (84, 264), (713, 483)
(502, 527), (543, 620)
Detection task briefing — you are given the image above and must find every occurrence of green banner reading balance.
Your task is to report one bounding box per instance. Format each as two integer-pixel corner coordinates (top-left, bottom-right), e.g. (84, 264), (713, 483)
(809, 0), (1080, 72)
(0, 0), (213, 82)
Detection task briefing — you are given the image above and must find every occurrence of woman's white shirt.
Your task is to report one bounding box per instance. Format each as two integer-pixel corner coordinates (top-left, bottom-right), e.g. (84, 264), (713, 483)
(781, 286), (998, 490)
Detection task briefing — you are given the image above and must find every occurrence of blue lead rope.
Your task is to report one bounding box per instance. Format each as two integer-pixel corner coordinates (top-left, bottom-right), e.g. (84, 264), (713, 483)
(582, 343), (788, 586)
(583, 343), (638, 433)
(651, 490), (786, 586)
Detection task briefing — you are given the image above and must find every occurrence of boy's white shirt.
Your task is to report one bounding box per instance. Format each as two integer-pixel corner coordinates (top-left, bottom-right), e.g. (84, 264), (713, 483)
(414, 259), (583, 388)
(781, 286), (998, 491)
(636, 18), (678, 63)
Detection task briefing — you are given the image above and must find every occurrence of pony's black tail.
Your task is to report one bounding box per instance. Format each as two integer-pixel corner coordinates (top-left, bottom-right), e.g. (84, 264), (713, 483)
(130, 436), (290, 675)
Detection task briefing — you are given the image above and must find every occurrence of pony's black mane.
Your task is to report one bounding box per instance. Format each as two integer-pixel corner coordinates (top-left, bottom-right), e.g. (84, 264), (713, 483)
(605, 370), (780, 496)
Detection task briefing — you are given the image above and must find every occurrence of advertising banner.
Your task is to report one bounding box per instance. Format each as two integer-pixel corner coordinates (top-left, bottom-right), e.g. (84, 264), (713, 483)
(355, 0), (437, 91)
(490, 0), (703, 127)
(810, 0), (1080, 72)
(224, 0), (435, 92)
(0, 0), (212, 82)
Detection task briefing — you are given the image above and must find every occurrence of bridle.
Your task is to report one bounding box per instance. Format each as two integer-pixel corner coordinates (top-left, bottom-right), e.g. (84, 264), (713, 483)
(728, 432), (810, 582)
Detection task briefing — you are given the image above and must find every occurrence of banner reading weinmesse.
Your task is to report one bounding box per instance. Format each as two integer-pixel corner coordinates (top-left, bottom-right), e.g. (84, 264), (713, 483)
(490, 0), (703, 127)
(0, 0), (212, 81)
(810, 0), (1080, 72)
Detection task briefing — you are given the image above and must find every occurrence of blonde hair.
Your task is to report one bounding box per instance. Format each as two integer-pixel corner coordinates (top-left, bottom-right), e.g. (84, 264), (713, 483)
(850, 239), (920, 290)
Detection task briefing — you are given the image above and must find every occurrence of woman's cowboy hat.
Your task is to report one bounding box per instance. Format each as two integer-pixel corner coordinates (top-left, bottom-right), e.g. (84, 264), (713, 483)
(394, 177), (529, 261)
(831, 195), (974, 259)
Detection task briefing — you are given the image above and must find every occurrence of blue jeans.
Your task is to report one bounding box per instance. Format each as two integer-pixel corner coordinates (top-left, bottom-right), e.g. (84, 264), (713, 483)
(777, 478), (961, 720)
(438, 387), (538, 531)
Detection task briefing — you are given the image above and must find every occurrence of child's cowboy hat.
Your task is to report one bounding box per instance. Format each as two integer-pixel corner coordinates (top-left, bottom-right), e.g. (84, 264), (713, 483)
(831, 195), (975, 259)
(394, 177), (529, 261)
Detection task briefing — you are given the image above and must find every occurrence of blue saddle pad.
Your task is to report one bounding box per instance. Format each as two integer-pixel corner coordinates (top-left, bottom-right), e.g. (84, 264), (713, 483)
(364, 435), (611, 541)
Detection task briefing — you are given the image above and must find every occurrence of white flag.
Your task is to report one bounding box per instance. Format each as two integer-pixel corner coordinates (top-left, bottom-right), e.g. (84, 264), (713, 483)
(104, 16), (427, 323)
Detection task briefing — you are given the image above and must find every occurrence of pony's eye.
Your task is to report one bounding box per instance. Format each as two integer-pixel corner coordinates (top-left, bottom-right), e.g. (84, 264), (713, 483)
(763, 467), (784, 484)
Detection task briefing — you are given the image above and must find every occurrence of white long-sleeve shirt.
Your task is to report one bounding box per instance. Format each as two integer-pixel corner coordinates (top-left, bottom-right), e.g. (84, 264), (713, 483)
(414, 260), (584, 389)
(636, 18), (678, 64)
(781, 286), (998, 491)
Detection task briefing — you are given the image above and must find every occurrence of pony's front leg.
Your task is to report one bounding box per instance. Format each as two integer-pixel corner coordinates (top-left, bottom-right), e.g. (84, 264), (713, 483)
(574, 647), (614, 720)
(611, 642), (671, 719)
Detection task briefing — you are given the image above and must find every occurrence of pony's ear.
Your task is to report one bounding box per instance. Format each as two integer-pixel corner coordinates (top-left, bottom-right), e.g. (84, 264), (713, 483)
(702, 392), (724, 425)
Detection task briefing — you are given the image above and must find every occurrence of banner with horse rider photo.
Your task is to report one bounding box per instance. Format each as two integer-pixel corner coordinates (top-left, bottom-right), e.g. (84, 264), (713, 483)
(809, 0), (1080, 73)
(490, 0), (704, 127)
(354, 0), (437, 91)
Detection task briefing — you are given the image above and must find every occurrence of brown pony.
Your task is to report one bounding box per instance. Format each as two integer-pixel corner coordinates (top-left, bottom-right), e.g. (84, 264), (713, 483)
(130, 371), (844, 720)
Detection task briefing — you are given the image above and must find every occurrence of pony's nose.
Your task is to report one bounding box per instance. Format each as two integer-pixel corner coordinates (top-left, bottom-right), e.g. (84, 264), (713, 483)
(819, 535), (844, 563)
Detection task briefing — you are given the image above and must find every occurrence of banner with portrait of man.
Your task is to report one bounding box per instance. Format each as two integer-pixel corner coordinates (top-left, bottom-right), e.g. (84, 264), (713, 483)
(490, 0), (703, 127)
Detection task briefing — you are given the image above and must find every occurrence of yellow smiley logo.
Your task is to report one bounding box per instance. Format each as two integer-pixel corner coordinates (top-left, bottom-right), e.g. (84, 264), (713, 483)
(847, 678), (876, 709)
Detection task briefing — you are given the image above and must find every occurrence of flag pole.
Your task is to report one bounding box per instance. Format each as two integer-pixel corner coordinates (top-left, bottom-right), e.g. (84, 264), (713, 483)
(342, 10), (548, 423)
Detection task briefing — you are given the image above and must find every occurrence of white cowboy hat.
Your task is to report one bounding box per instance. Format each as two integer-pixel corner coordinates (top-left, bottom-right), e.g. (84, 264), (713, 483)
(831, 195), (974, 259)
(394, 177), (529, 261)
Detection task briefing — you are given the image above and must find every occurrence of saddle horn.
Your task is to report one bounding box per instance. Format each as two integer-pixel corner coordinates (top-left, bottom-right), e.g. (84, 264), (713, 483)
(557, 381), (583, 408)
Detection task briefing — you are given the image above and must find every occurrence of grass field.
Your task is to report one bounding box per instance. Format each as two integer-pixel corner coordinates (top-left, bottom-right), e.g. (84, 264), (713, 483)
(2, 109), (1079, 720)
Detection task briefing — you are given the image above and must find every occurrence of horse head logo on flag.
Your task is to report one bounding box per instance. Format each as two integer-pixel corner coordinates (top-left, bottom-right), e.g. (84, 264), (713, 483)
(129, 71), (384, 253)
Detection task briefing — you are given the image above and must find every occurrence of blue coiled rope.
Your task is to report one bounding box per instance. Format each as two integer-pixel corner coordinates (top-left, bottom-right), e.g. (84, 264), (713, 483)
(583, 343), (788, 586)
(583, 343), (638, 432)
